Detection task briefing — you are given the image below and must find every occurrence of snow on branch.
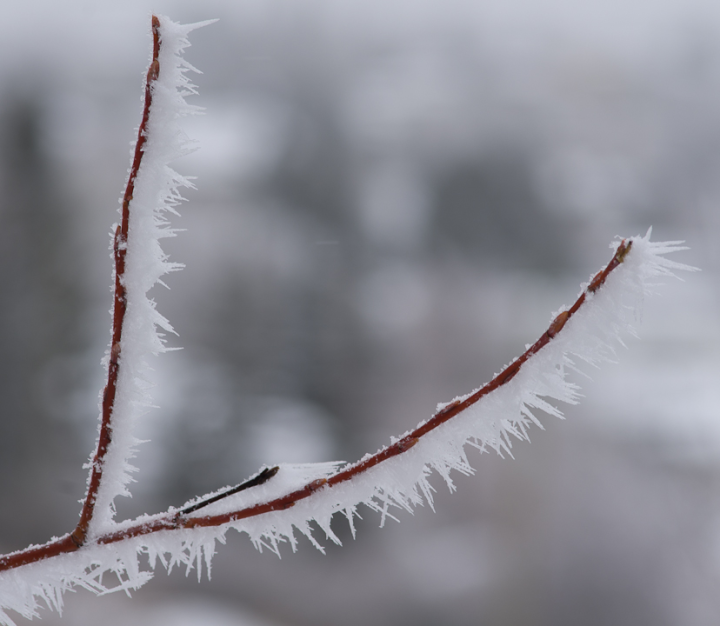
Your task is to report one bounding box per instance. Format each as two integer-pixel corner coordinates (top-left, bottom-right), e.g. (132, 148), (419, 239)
(0, 14), (696, 626)
(83, 15), (216, 540)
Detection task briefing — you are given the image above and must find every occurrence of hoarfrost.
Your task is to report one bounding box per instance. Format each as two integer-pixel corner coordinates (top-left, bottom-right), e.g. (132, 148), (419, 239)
(0, 10), (696, 625)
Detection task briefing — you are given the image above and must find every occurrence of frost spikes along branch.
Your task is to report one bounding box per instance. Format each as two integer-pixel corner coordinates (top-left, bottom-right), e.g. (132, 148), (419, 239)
(71, 17), (161, 550)
(79, 14), (208, 537)
(0, 232), (693, 578)
(0, 14), (696, 626)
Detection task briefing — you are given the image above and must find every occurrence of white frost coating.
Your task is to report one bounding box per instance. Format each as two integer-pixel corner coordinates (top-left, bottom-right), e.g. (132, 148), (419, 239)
(0, 20), (696, 626)
(89, 16), (209, 535)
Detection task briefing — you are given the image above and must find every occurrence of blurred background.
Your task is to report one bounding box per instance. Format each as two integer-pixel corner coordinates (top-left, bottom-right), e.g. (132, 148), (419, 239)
(0, 0), (718, 624)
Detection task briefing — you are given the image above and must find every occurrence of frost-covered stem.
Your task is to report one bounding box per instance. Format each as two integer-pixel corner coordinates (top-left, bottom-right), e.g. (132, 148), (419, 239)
(0, 16), (165, 572)
(72, 16), (162, 549)
(0, 19), (164, 572)
(398, 239), (634, 436)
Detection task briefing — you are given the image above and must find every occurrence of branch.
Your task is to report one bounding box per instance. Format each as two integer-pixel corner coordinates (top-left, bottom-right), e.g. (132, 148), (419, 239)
(71, 16), (163, 550)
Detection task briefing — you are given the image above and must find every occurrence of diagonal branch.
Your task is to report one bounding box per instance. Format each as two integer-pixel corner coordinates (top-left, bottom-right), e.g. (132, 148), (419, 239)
(0, 236), (635, 572)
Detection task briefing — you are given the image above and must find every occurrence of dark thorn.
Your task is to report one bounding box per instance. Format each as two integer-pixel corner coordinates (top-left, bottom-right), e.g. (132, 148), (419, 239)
(178, 466), (280, 516)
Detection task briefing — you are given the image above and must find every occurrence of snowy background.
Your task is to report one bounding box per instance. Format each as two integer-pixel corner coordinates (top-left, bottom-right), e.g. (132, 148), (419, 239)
(0, 0), (718, 625)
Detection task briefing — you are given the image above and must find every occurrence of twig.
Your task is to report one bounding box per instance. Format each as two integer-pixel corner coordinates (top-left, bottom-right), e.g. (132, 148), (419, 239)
(177, 466), (280, 516)
(71, 15), (162, 549)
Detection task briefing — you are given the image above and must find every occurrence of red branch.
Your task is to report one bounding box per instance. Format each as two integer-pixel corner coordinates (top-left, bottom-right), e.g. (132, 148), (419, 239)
(0, 239), (633, 569)
(69, 16), (162, 548)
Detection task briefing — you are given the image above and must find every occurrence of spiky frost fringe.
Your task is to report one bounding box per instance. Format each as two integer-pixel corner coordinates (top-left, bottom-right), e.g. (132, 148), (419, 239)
(178, 230), (696, 552)
(0, 232), (692, 625)
(88, 16), (209, 534)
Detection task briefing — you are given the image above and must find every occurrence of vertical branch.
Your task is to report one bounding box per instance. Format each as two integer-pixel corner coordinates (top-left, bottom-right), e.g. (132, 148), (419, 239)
(71, 16), (162, 548)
